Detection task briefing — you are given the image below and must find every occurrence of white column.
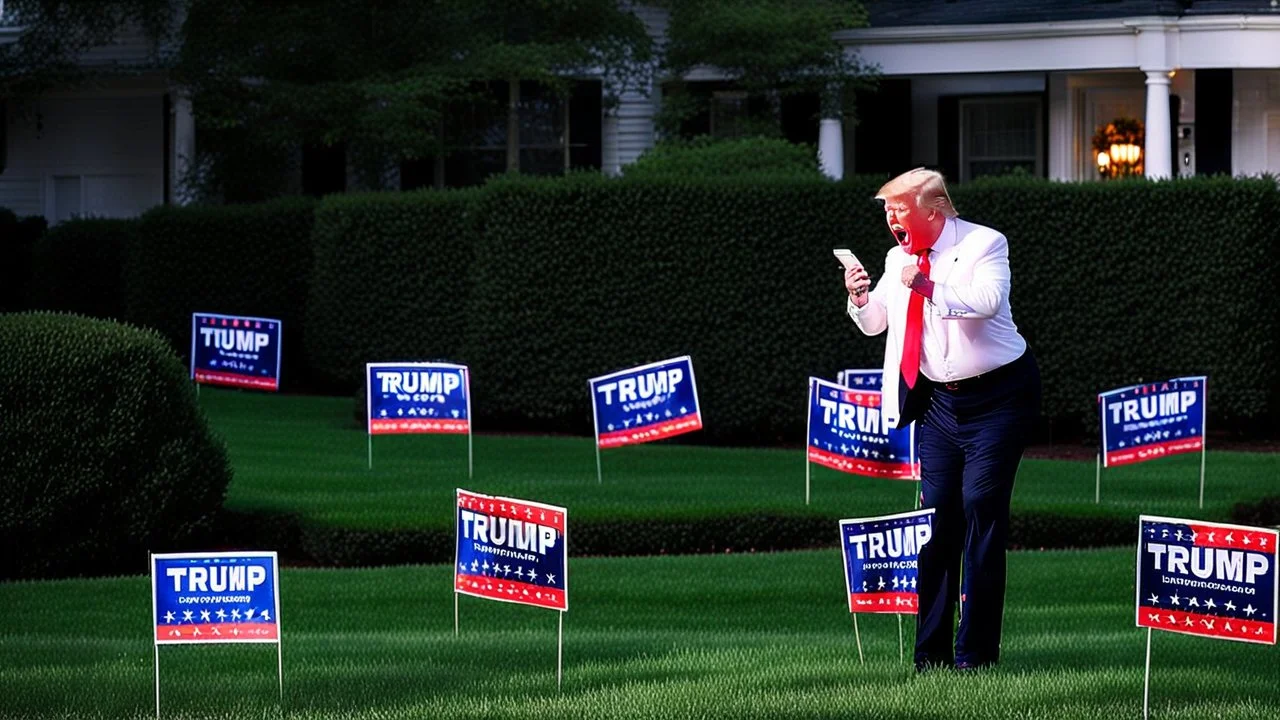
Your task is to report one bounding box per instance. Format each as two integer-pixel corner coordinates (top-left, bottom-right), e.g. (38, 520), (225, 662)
(1144, 71), (1172, 179)
(170, 90), (195, 204)
(818, 118), (844, 180)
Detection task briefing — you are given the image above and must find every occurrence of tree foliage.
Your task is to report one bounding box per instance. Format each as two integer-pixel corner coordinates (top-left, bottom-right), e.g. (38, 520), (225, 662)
(0, 0), (177, 99)
(174, 0), (656, 199)
(655, 0), (874, 136)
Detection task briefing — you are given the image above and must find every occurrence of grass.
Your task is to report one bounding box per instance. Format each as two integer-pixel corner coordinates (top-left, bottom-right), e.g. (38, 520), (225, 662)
(1, 549), (1276, 719)
(200, 388), (1279, 532)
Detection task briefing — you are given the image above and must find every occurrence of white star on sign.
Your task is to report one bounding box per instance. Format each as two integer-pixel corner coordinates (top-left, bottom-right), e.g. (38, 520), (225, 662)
(200, 610), (211, 622)
(1184, 617), (1195, 627)
(1243, 604), (1257, 617)
(245, 609), (255, 620)
(1242, 535), (1252, 546)
(1188, 597), (1200, 608)
(182, 610), (194, 622)
(1204, 598), (1216, 610)
(528, 569), (538, 581)
(231, 610), (241, 620)
(877, 576), (886, 590)
(261, 610), (270, 621)
(458, 562), (467, 573)
(1225, 601), (1236, 612)
(1225, 533), (1235, 544)
(1169, 593), (1181, 606)
(1208, 532), (1216, 542)
(1174, 530), (1184, 541)
(546, 574), (556, 584)
(892, 576), (900, 589)
(216, 609), (227, 621)
(1148, 594), (1160, 605)
(164, 611), (175, 623)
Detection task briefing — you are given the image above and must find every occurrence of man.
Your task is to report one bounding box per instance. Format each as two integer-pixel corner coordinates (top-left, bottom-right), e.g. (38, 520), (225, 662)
(844, 168), (1040, 672)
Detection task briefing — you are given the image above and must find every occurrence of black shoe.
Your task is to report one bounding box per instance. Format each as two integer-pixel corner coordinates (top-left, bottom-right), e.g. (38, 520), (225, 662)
(914, 659), (953, 674)
(953, 660), (995, 673)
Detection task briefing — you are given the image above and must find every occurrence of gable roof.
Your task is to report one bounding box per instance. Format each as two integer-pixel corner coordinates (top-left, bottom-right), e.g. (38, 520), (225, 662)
(863, 1), (1280, 28)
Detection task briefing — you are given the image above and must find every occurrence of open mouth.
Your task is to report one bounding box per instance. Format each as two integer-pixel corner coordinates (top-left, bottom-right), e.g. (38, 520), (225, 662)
(891, 224), (908, 244)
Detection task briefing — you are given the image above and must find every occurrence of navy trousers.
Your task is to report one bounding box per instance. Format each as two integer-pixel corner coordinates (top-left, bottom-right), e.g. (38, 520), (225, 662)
(912, 351), (1041, 669)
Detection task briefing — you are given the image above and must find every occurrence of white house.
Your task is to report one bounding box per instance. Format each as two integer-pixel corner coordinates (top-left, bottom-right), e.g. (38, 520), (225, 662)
(6, 1), (1280, 222)
(826, 0), (1280, 183)
(0, 14), (193, 222)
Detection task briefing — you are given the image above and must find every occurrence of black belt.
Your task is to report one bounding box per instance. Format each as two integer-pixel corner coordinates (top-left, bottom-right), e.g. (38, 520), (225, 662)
(934, 353), (1027, 394)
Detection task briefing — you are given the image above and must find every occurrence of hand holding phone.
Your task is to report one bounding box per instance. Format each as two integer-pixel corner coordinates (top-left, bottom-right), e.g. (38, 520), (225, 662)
(834, 248), (870, 301)
(833, 248), (862, 271)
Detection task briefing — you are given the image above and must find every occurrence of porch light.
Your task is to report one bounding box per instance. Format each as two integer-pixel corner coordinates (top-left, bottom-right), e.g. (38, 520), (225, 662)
(1109, 143), (1141, 165)
(1092, 117), (1145, 179)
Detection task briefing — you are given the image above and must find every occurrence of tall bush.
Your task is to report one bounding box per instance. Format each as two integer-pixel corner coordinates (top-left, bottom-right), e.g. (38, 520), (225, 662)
(28, 218), (135, 320)
(0, 313), (232, 579)
(305, 189), (480, 390)
(124, 198), (317, 387)
(0, 209), (48, 311)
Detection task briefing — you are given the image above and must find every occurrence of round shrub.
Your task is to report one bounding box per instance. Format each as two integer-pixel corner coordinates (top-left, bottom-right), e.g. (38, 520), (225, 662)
(0, 313), (232, 580)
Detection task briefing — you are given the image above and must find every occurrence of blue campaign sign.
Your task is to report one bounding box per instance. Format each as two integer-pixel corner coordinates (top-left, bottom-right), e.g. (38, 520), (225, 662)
(366, 362), (470, 435)
(836, 368), (882, 390)
(807, 377), (917, 480)
(191, 313), (283, 391)
(1136, 516), (1276, 645)
(589, 356), (702, 449)
(455, 489), (567, 611)
(151, 552), (281, 644)
(840, 509), (934, 614)
(1100, 376), (1206, 467)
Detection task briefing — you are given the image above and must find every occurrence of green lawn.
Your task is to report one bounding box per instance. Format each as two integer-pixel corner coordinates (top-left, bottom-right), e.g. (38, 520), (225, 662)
(201, 388), (1278, 531)
(1, 549), (1276, 719)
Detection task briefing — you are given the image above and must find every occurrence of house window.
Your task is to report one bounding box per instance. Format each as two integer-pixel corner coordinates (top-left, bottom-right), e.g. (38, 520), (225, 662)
(711, 91), (750, 139)
(426, 80), (601, 189)
(959, 96), (1042, 180)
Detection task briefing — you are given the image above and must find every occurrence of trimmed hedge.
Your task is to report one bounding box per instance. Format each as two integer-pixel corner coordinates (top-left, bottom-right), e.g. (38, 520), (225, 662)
(454, 173), (1280, 443)
(957, 175), (1280, 434)
(28, 218), (135, 320)
(123, 197), (317, 388)
(305, 190), (480, 389)
(0, 313), (232, 579)
(460, 172), (880, 441)
(0, 209), (48, 312)
(215, 506), (1162, 569)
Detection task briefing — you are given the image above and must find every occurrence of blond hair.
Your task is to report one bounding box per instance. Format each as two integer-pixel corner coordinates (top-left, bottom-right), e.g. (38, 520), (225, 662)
(875, 168), (957, 218)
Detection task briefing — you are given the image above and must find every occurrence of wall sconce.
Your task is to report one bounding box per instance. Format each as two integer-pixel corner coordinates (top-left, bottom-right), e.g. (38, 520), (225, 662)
(1092, 117), (1145, 179)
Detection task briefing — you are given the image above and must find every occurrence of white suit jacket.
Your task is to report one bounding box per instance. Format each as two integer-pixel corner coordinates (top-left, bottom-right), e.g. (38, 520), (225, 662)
(848, 217), (1026, 428)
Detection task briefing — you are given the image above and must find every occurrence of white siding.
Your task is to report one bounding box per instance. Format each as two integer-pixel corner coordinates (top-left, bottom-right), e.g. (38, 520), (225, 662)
(603, 3), (668, 175)
(79, 24), (167, 69)
(2, 87), (166, 221)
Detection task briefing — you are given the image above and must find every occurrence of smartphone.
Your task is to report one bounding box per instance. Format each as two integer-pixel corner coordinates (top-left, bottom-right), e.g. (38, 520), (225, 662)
(833, 248), (862, 271)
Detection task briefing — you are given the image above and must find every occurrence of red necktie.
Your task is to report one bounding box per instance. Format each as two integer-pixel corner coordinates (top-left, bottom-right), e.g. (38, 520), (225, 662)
(900, 251), (931, 389)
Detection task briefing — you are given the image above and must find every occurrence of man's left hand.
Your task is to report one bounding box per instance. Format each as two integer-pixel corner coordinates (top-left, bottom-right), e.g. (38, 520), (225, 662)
(901, 265), (934, 298)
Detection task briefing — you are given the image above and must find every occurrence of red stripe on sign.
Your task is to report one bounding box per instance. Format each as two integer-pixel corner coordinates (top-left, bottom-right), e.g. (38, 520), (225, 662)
(597, 413), (702, 449)
(457, 493), (563, 527)
(1137, 608), (1275, 645)
(840, 391), (882, 407)
(849, 592), (918, 614)
(809, 448), (917, 480)
(1188, 524), (1278, 554)
(370, 418), (469, 435)
(1105, 437), (1202, 467)
(455, 573), (565, 610)
(155, 622), (278, 641)
(194, 369), (278, 391)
